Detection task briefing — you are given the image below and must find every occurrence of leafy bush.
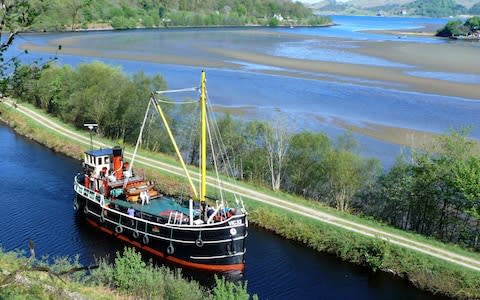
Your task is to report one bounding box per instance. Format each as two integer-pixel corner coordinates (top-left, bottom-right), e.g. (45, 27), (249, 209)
(436, 20), (466, 37)
(91, 247), (204, 299)
(212, 275), (258, 300)
(268, 18), (279, 27)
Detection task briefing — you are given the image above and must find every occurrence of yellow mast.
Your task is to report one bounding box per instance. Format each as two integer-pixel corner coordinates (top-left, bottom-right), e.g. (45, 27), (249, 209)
(151, 95), (199, 199)
(200, 70), (207, 210)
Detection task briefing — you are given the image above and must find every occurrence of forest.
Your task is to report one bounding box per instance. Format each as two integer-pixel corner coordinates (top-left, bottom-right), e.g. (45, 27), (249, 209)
(22, 0), (331, 31)
(5, 61), (480, 251)
(401, 0), (468, 17)
(313, 0), (479, 17)
(436, 16), (480, 37)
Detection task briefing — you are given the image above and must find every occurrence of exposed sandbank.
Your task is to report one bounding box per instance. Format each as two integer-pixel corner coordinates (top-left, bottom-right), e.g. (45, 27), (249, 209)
(205, 47), (480, 100)
(22, 34), (480, 100)
(19, 30), (480, 148)
(330, 117), (437, 149)
(352, 41), (480, 74)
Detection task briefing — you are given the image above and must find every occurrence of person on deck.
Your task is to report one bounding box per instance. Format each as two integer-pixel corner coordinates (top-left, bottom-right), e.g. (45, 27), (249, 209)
(140, 191), (150, 205)
(127, 206), (135, 217)
(127, 206), (135, 226)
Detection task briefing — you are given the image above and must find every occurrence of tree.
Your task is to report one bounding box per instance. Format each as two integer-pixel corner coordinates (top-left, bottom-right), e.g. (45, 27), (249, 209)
(465, 16), (480, 31)
(62, 0), (93, 31)
(324, 149), (378, 212)
(362, 129), (480, 248)
(268, 17), (279, 27)
(240, 121), (268, 182)
(436, 20), (465, 37)
(0, 0), (39, 94)
(285, 131), (331, 199)
(262, 120), (291, 191)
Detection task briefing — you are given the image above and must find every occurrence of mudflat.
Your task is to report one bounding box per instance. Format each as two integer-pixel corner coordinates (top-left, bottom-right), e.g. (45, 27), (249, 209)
(19, 29), (480, 149)
(22, 30), (480, 100)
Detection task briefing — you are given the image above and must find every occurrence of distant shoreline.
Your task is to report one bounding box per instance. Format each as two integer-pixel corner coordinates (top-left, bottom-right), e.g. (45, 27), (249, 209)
(364, 29), (436, 37)
(22, 22), (335, 34)
(360, 22), (443, 38)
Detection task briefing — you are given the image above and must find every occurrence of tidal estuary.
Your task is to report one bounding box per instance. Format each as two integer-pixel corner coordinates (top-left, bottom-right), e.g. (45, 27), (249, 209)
(1, 16), (477, 298)
(13, 16), (480, 167)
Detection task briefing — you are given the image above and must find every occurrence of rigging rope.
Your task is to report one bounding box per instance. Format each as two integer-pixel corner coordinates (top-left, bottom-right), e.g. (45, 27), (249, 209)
(155, 98), (199, 104)
(124, 99), (152, 188)
(206, 91), (242, 205)
(206, 110), (225, 205)
(155, 87), (199, 94)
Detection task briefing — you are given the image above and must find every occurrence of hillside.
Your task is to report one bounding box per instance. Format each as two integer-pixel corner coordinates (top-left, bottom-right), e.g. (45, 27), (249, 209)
(311, 0), (478, 16)
(471, 2), (480, 13)
(403, 0), (467, 17)
(311, 0), (477, 8)
(28, 0), (331, 31)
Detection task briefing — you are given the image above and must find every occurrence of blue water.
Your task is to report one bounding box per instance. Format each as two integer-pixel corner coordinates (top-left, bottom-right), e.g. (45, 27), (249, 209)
(9, 49), (480, 168)
(271, 39), (413, 67)
(0, 124), (449, 299)
(277, 15), (449, 43)
(8, 16), (480, 169)
(407, 71), (480, 84)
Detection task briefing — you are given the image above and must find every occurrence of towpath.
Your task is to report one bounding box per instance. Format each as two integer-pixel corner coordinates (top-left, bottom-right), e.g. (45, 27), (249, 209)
(2, 99), (480, 272)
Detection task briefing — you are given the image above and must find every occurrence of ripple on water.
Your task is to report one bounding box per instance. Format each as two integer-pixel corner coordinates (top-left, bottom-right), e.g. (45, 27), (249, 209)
(407, 71), (480, 84)
(271, 40), (412, 68)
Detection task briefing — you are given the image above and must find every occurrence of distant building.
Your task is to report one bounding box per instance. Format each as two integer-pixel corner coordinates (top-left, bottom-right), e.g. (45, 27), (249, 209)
(273, 14), (284, 21)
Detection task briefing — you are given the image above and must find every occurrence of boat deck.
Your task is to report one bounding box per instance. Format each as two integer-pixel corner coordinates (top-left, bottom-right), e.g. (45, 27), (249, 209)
(107, 196), (191, 217)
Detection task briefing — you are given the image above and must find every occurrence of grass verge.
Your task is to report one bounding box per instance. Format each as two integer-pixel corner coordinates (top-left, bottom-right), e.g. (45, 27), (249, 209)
(1, 101), (480, 299)
(0, 247), (255, 300)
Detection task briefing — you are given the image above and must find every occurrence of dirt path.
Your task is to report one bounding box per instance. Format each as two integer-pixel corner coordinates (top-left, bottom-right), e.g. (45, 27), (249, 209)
(3, 99), (480, 272)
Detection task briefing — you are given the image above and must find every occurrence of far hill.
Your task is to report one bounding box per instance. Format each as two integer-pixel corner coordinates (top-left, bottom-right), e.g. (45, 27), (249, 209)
(311, 0), (477, 16)
(402, 0), (468, 17)
(470, 2), (480, 13)
(29, 0), (331, 31)
(311, 0), (478, 8)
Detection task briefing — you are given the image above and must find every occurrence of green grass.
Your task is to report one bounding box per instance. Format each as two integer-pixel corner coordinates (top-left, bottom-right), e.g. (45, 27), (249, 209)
(2, 100), (480, 262)
(0, 247), (255, 300)
(0, 99), (480, 297)
(3, 100), (480, 298)
(247, 204), (480, 299)
(3, 101), (480, 260)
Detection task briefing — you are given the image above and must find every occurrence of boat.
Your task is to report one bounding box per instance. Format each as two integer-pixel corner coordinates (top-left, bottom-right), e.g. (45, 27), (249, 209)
(73, 71), (248, 272)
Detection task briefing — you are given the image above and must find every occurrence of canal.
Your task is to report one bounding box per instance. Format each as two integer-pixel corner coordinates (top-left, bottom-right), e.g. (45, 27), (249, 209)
(0, 124), (449, 299)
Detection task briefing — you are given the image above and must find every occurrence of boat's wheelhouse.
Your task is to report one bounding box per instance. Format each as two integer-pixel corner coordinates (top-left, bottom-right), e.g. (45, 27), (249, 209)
(84, 148), (113, 177)
(83, 146), (128, 179)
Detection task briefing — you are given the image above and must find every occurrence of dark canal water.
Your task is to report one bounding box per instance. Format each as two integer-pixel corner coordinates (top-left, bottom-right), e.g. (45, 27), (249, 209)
(0, 124), (450, 299)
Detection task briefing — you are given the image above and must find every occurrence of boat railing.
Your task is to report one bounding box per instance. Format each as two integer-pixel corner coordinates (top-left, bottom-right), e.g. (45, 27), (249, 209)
(74, 175), (245, 232)
(74, 177), (105, 204)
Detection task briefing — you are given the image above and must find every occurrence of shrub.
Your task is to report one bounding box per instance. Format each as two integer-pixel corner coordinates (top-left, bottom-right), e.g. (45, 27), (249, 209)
(212, 275), (258, 300)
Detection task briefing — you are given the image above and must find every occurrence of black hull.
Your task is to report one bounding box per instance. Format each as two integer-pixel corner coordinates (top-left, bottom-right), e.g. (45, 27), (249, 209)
(74, 193), (248, 272)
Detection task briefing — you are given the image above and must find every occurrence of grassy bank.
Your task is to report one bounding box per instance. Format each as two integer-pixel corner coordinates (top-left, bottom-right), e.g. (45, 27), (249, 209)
(248, 204), (480, 299)
(4, 100), (479, 263)
(1, 101), (480, 299)
(0, 247), (254, 299)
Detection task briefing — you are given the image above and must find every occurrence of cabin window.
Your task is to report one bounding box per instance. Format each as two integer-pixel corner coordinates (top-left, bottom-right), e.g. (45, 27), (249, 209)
(89, 156), (93, 164)
(98, 157), (103, 165)
(105, 157), (109, 164)
(84, 154), (88, 163)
